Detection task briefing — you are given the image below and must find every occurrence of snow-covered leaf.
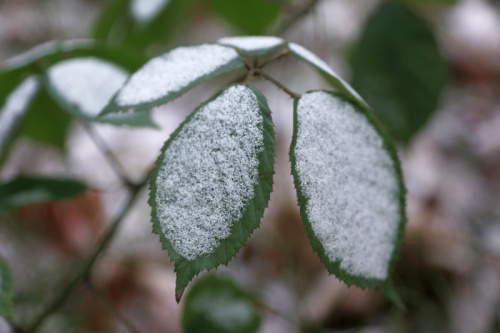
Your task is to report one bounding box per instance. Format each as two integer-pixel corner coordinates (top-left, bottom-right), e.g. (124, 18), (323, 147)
(290, 91), (406, 288)
(149, 84), (274, 301)
(0, 176), (87, 213)
(0, 255), (14, 318)
(45, 57), (157, 127)
(102, 44), (246, 115)
(217, 36), (285, 56)
(182, 274), (261, 333)
(131, 0), (170, 22)
(288, 43), (369, 110)
(0, 76), (40, 164)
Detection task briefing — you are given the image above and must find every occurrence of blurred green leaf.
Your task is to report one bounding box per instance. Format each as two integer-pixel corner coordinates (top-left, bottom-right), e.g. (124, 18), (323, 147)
(182, 275), (261, 333)
(0, 256), (14, 318)
(207, 0), (280, 34)
(0, 177), (87, 213)
(351, 1), (448, 143)
(401, 0), (458, 5)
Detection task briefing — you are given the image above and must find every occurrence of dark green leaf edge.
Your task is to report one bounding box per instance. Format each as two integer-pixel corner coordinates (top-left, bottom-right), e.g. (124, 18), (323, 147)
(182, 274), (262, 333)
(216, 36), (287, 56)
(101, 44), (247, 115)
(0, 176), (88, 213)
(0, 255), (15, 318)
(149, 84), (275, 301)
(286, 43), (371, 112)
(41, 74), (158, 128)
(289, 90), (407, 290)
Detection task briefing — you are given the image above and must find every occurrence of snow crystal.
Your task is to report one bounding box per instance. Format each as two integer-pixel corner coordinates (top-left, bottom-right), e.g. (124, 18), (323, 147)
(288, 43), (366, 106)
(294, 91), (400, 280)
(192, 290), (254, 330)
(154, 85), (264, 261)
(131, 0), (170, 22)
(116, 44), (241, 107)
(47, 57), (128, 117)
(0, 76), (39, 152)
(217, 36), (284, 53)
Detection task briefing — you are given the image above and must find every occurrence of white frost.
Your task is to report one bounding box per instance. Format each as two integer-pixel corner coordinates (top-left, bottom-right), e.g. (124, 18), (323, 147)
(116, 44), (240, 107)
(192, 290), (254, 330)
(217, 36), (284, 53)
(155, 85), (264, 261)
(294, 91), (400, 280)
(0, 76), (39, 152)
(288, 43), (366, 106)
(131, 0), (170, 22)
(47, 57), (128, 117)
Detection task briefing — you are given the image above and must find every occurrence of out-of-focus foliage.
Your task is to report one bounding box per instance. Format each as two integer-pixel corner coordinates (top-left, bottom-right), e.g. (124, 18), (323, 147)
(0, 255), (14, 318)
(351, 1), (448, 143)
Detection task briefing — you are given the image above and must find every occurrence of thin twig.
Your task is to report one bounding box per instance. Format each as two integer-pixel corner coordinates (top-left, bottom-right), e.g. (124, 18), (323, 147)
(274, 0), (319, 35)
(258, 49), (291, 68)
(86, 282), (142, 333)
(82, 123), (135, 188)
(256, 69), (301, 99)
(24, 172), (150, 333)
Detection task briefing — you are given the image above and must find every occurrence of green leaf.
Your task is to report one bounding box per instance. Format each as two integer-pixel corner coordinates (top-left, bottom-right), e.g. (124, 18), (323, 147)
(287, 42), (370, 110)
(0, 176), (87, 213)
(0, 76), (40, 165)
(101, 44), (246, 115)
(182, 274), (261, 333)
(44, 57), (157, 127)
(19, 86), (72, 151)
(217, 36), (286, 56)
(92, 0), (131, 41)
(290, 91), (406, 289)
(0, 256), (14, 318)
(350, 1), (448, 143)
(207, 0), (280, 35)
(149, 84), (275, 301)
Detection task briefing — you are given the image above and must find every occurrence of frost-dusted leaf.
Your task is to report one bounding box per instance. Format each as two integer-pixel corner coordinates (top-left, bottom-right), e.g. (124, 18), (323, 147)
(351, 1), (448, 143)
(217, 36), (285, 56)
(0, 176), (87, 213)
(103, 44), (246, 115)
(0, 76), (40, 164)
(149, 84), (274, 301)
(45, 57), (157, 127)
(131, 0), (170, 22)
(0, 255), (14, 318)
(182, 274), (261, 333)
(290, 91), (406, 288)
(288, 43), (369, 110)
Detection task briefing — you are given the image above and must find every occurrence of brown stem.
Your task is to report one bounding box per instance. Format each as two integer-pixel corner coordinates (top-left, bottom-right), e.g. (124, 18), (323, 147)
(256, 69), (301, 99)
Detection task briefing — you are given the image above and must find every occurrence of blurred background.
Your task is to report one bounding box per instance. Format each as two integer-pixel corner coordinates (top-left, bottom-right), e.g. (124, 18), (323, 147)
(1, 0), (500, 332)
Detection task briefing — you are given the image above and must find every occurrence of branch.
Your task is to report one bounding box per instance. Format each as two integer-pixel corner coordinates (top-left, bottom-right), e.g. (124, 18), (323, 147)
(24, 172), (151, 332)
(256, 69), (301, 99)
(258, 49), (291, 68)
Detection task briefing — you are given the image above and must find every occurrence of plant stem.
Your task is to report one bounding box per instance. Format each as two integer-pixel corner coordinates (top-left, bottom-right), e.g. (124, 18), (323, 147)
(258, 49), (291, 68)
(82, 122), (135, 188)
(256, 69), (301, 99)
(25, 174), (150, 332)
(274, 0), (319, 35)
(86, 282), (142, 333)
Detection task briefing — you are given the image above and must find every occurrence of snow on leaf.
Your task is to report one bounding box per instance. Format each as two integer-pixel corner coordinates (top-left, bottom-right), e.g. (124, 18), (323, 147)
(46, 57), (157, 127)
(217, 36), (285, 55)
(288, 43), (369, 110)
(103, 44), (245, 114)
(0, 76), (39, 159)
(131, 0), (170, 22)
(150, 84), (274, 300)
(290, 91), (405, 287)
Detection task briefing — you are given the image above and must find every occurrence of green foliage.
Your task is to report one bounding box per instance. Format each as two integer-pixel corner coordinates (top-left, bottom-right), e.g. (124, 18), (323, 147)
(182, 274), (261, 333)
(0, 256), (14, 318)
(0, 176), (87, 213)
(351, 1), (448, 143)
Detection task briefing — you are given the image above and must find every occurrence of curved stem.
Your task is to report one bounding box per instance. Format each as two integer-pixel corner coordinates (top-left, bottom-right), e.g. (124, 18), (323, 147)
(256, 69), (301, 99)
(258, 49), (291, 68)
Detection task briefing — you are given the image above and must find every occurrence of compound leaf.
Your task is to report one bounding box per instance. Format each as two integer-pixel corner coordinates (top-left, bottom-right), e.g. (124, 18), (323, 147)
(149, 84), (274, 301)
(290, 91), (406, 289)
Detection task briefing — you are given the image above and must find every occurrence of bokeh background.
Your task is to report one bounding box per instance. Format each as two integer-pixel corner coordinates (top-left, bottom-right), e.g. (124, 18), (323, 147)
(1, 0), (500, 332)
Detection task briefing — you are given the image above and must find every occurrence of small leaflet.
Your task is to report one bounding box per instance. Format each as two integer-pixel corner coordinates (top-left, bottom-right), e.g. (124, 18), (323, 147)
(105, 44), (245, 113)
(291, 91), (405, 285)
(150, 84), (274, 300)
(288, 43), (369, 109)
(0, 76), (39, 158)
(46, 57), (157, 127)
(217, 36), (285, 55)
(131, 0), (170, 23)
